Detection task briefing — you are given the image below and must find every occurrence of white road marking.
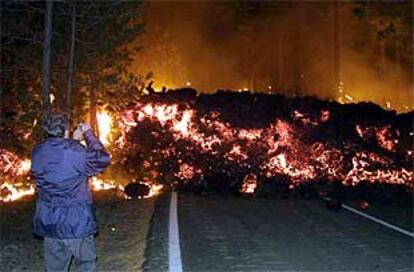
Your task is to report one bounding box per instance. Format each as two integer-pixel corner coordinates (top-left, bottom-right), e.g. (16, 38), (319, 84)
(169, 192), (183, 272)
(342, 204), (414, 238)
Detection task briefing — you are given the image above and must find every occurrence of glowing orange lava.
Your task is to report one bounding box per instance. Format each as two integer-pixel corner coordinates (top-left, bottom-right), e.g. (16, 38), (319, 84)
(118, 101), (413, 189)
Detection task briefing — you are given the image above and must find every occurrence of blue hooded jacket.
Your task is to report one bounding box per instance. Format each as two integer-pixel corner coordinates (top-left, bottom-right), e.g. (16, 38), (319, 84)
(31, 130), (110, 239)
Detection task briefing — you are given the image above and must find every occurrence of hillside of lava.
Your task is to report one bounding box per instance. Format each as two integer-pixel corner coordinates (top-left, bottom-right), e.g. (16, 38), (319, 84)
(116, 89), (413, 204)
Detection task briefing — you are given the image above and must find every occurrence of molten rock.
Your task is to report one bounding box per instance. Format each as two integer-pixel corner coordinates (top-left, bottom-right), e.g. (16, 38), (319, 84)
(116, 89), (412, 203)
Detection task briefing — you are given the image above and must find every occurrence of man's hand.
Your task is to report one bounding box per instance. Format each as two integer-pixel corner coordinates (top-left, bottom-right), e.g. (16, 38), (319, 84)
(79, 123), (92, 133)
(72, 123), (92, 141)
(73, 127), (83, 141)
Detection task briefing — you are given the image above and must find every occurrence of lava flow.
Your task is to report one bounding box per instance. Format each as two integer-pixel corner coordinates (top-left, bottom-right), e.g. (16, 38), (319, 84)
(1, 91), (412, 201)
(117, 90), (413, 195)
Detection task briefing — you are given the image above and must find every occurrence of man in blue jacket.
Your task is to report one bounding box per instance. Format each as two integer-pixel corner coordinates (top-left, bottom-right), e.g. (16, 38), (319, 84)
(31, 114), (110, 271)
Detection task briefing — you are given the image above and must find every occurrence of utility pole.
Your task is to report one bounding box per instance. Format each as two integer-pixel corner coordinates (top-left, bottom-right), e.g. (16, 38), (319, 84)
(66, 3), (76, 136)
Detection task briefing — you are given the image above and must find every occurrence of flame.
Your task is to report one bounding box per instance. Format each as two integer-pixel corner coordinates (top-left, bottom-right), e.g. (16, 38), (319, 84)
(0, 149), (33, 202)
(50, 93), (55, 104)
(1, 183), (35, 202)
(17, 159), (31, 176)
(240, 174), (258, 194)
(97, 111), (112, 146)
(1, 149), (31, 177)
(90, 177), (117, 191)
(146, 183), (164, 198)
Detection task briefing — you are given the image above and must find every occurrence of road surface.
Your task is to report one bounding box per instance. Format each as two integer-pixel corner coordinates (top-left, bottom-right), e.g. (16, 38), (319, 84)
(145, 193), (413, 272)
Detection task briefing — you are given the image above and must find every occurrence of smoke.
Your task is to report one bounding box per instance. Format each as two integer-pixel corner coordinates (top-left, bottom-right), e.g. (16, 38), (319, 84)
(340, 49), (413, 108)
(129, 1), (413, 111)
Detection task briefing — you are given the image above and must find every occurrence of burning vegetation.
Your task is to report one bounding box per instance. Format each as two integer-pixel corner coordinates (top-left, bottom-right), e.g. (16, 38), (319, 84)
(0, 110), (163, 202)
(0, 149), (34, 202)
(0, 149), (163, 202)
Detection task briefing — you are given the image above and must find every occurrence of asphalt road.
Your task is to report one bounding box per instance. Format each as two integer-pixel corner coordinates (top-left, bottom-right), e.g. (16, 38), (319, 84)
(178, 194), (413, 272)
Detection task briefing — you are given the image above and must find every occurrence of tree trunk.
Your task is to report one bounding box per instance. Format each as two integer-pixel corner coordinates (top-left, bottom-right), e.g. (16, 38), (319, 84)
(66, 3), (76, 135)
(90, 78), (98, 137)
(0, 4), (3, 123)
(42, 1), (53, 120)
(331, 0), (340, 93)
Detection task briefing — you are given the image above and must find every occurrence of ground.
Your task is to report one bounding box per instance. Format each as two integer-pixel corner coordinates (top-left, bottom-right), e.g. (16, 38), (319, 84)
(0, 190), (154, 271)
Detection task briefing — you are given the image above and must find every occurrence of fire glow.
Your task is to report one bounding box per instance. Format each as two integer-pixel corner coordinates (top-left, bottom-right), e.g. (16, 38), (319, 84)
(1, 183), (35, 202)
(1, 149), (33, 202)
(97, 111), (112, 146)
(1, 149), (31, 177)
(118, 94), (413, 194)
(1, 92), (412, 201)
(0, 112), (163, 202)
